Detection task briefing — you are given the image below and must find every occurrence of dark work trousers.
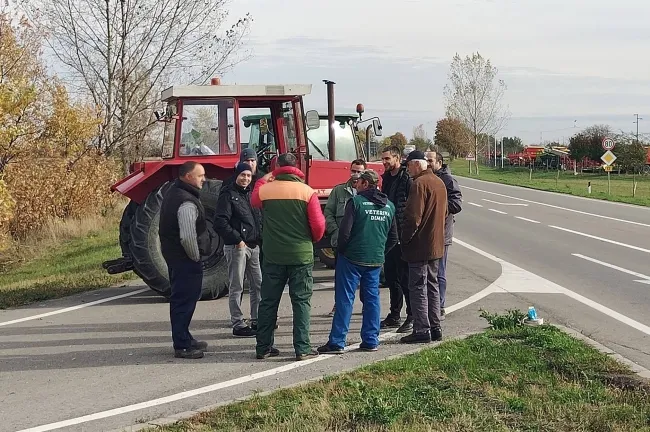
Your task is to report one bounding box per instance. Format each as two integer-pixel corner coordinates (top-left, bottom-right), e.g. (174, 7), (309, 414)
(168, 259), (203, 350)
(438, 245), (449, 309)
(408, 259), (441, 334)
(383, 246), (410, 320)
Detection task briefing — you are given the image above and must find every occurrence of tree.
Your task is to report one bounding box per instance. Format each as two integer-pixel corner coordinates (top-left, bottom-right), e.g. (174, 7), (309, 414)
(443, 52), (509, 174)
(614, 133), (647, 173)
(434, 117), (471, 159)
(29, 0), (252, 163)
(568, 124), (612, 163)
(502, 136), (524, 154)
(409, 124), (433, 151)
(389, 132), (408, 152)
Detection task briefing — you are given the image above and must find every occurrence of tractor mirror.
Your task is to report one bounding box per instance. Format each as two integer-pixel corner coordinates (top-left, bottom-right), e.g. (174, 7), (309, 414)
(305, 110), (320, 130)
(372, 118), (383, 137)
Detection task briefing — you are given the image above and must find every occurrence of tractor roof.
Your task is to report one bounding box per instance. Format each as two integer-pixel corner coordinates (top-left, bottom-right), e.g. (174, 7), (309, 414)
(242, 113), (359, 122)
(161, 84), (313, 102)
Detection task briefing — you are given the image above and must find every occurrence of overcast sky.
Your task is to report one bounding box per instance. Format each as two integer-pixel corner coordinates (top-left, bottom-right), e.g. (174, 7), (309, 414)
(223, 0), (650, 144)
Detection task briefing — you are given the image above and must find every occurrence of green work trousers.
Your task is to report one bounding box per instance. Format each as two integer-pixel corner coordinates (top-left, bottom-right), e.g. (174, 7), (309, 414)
(255, 261), (313, 357)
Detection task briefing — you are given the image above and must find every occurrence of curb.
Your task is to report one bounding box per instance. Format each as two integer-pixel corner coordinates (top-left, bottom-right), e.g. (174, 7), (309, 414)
(553, 324), (650, 380)
(107, 331), (482, 432)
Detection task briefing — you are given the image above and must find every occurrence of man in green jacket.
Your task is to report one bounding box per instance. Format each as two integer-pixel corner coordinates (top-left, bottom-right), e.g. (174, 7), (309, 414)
(251, 153), (326, 361)
(323, 159), (366, 316)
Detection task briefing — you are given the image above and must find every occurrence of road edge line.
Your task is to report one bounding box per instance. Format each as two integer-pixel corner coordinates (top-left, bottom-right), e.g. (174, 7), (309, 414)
(107, 331), (485, 432)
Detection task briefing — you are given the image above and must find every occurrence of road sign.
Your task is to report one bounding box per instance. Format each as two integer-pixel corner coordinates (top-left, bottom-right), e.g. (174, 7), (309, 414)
(602, 137), (615, 151)
(603, 165), (613, 172)
(465, 153), (475, 161)
(600, 150), (617, 166)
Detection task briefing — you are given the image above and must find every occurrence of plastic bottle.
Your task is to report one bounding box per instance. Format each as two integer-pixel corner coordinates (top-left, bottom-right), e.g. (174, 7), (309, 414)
(527, 306), (537, 321)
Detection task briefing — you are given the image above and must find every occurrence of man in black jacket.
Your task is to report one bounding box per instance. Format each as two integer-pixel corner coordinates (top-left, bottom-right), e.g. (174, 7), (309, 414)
(214, 162), (263, 338)
(221, 148), (262, 192)
(159, 161), (213, 359)
(379, 145), (414, 334)
(426, 151), (463, 317)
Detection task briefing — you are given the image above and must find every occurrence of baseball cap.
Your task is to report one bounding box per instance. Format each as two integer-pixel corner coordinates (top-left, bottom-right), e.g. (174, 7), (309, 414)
(405, 150), (426, 162)
(240, 148), (256, 162)
(359, 169), (379, 186)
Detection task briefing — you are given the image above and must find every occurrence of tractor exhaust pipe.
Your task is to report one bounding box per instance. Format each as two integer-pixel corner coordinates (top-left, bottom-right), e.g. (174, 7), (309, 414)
(324, 80), (335, 161)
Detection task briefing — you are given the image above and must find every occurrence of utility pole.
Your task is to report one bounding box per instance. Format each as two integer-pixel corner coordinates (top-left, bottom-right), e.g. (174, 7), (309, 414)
(633, 114), (643, 144)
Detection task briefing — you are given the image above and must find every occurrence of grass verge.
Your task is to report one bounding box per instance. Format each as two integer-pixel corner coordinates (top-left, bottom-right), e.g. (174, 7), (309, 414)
(144, 324), (650, 432)
(450, 159), (650, 207)
(0, 216), (138, 309)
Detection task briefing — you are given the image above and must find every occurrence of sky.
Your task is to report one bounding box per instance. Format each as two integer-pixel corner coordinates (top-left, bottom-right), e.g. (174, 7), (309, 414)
(221, 0), (650, 144)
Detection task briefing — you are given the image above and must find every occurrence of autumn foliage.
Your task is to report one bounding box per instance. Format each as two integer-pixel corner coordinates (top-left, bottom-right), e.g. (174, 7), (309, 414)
(0, 15), (119, 243)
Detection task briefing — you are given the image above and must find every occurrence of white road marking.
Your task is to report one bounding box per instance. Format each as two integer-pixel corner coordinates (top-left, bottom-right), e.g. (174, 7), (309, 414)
(488, 209), (507, 215)
(17, 275), (499, 431)
(515, 216), (540, 224)
(549, 225), (650, 254)
(461, 185), (650, 228)
(0, 288), (149, 327)
(482, 199), (528, 206)
(468, 202), (483, 207)
(572, 254), (650, 283)
(454, 238), (650, 336)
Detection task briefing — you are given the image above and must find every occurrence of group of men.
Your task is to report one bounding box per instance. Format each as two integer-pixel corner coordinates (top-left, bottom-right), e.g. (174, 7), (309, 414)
(158, 144), (461, 361)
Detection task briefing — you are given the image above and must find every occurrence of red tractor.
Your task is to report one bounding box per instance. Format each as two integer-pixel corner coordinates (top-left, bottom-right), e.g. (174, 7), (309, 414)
(102, 79), (383, 300)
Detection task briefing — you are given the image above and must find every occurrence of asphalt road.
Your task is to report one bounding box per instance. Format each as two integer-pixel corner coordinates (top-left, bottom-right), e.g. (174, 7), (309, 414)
(454, 176), (650, 369)
(1, 177), (649, 431)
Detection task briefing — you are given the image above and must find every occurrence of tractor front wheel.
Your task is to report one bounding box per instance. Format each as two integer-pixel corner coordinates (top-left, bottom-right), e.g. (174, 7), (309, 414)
(128, 180), (229, 300)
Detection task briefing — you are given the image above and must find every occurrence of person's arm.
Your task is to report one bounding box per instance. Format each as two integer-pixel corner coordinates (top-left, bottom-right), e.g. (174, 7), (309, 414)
(213, 192), (242, 244)
(447, 176), (463, 215)
(251, 177), (266, 209)
(178, 202), (201, 262)
(306, 192), (326, 242)
(400, 181), (424, 244)
(384, 215), (398, 254)
(323, 187), (340, 239)
(336, 199), (355, 254)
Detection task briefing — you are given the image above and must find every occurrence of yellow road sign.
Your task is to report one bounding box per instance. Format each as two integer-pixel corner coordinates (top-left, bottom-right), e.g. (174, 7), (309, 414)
(603, 165), (613, 172)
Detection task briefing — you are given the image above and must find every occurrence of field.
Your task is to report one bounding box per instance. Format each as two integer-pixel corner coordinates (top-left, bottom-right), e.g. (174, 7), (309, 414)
(449, 159), (650, 207)
(145, 324), (650, 432)
(0, 216), (138, 309)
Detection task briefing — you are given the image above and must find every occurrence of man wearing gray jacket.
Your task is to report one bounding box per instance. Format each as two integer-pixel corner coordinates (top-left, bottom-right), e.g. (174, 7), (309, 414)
(159, 162), (214, 359)
(426, 151), (462, 317)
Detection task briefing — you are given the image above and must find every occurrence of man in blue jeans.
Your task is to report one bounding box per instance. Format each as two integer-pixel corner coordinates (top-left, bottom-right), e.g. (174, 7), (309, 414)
(317, 169), (399, 354)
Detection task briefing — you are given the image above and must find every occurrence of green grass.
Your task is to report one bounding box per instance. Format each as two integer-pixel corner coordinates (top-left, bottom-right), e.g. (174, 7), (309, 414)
(450, 159), (650, 207)
(144, 325), (650, 432)
(0, 223), (138, 309)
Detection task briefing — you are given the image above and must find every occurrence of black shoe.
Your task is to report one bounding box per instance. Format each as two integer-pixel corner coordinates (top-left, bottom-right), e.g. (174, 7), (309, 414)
(191, 340), (208, 351)
(380, 316), (401, 329)
(317, 343), (345, 354)
(431, 327), (443, 342)
(396, 317), (413, 334)
(250, 321), (278, 331)
(256, 346), (280, 359)
(174, 348), (204, 359)
(359, 342), (378, 352)
(400, 332), (432, 344)
(296, 349), (319, 361)
(233, 326), (256, 338)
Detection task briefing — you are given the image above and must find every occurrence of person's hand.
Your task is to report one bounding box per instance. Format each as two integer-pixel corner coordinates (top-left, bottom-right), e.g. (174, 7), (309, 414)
(262, 172), (274, 182)
(237, 241), (246, 249)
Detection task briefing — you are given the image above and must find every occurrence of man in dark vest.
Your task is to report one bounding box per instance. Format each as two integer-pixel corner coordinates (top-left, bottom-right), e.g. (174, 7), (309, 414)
(159, 161), (213, 359)
(317, 169), (398, 354)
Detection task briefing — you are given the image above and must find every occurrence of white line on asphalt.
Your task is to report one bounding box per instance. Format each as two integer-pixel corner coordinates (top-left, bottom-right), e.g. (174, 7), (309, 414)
(0, 288), (149, 327)
(515, 217), (540, 224)
(572, 254), (650, 283)
(468, 202), (483, 207)
(549, 226), (650, 254)
(482, 199), (528, 206)
(488, 209), (507, 215)
(17, 281), (499, 432)
(453, 238), (650, 336)
(461, 185), (650, 228)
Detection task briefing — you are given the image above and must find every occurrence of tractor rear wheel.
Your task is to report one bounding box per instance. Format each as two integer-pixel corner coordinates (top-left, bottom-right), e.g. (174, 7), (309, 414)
(316, 247), (336, 269)
(128, 179), (229, 300)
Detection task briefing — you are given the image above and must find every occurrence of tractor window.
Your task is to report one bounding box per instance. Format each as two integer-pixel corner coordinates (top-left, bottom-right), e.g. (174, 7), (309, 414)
(306, 119), (358, 162)
(281, 102), (298, 151)
(179, 99), (236, 156)
(240, 108), (276, 175)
